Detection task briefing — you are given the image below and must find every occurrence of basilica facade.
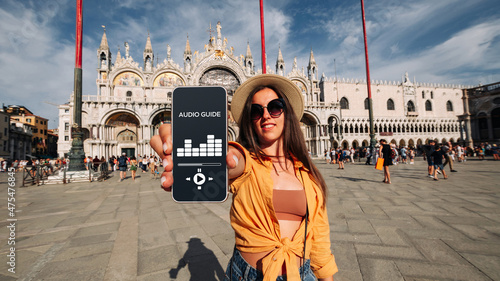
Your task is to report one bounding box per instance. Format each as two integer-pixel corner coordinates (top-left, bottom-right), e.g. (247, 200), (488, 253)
(58, 22), (468, 159)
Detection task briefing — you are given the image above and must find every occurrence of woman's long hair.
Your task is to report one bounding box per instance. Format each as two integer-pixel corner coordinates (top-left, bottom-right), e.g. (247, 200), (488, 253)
(237, 86), (328, 206)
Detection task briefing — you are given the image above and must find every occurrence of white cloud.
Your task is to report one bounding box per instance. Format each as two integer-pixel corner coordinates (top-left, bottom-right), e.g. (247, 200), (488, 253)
(1, 0), (498, 132)
(311, 0), (500, 85)
(0, 3), (90, 129)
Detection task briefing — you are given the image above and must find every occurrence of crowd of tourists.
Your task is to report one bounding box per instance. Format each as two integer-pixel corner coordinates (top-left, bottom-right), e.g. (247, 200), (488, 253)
(321, 140), (500, 184)
(100, 154), (163, 182)
(0, 157), (70, 173)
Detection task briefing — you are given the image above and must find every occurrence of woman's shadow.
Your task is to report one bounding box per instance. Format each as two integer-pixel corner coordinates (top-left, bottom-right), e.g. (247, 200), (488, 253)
(169, 237), (225, 281)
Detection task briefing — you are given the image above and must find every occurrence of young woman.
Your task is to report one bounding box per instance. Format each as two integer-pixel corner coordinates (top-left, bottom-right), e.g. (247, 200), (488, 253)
(379, 139), (392, 183)
(130, 156), (138, 180)
(150, 74), (337, 281)
(337, 148), (344, 169)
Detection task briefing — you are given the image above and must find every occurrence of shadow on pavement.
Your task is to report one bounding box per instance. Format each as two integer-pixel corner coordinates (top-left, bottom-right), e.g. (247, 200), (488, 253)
(169, 237), (225, 281)
(329, 176), (380, 183)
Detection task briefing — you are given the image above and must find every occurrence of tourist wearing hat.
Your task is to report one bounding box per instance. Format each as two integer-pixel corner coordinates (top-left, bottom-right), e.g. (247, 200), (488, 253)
(151, 74), (337, 281)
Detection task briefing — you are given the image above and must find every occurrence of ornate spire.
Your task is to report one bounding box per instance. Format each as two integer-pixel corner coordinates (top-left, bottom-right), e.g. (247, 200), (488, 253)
(308, 48), (316, 64)
(277, 45), (284, 63)
(276, 45), (285, 76)
(245, 40), (252, 59)
(116, 48), (122, 63)
(144, 32), (153, 53)
(99, 27), (109, 50)
(308, 48), (318, 80)
(184, 34), (192, 55)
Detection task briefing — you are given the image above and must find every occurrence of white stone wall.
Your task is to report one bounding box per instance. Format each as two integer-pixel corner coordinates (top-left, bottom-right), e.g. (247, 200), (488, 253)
(57, 29), (469, 158)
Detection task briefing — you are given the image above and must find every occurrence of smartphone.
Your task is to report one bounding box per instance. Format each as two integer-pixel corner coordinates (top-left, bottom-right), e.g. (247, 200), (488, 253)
(171, 86), (228, 202)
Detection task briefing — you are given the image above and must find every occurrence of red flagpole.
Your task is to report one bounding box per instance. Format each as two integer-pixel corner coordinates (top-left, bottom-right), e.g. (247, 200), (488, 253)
(68, 0), (86, 171)
(260, 0), (266, 73)
(361, 0), (371, 99)
(360, 0), (377, 161)
(75, 0), (83, 68)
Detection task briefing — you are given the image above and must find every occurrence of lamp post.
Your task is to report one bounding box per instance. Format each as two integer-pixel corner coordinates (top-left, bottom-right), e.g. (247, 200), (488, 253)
(360, 0), (377, 163)
(68, 0), (86, 171)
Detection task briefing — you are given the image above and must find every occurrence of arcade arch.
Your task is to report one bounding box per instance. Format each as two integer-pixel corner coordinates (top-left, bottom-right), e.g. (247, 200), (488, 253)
(301, 112), (320, 155)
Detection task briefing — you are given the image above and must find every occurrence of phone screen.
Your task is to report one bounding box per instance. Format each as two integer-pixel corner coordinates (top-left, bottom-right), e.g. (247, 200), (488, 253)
(171, 87), (228, 202)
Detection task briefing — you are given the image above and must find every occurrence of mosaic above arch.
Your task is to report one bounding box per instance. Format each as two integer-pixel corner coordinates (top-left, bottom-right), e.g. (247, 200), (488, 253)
(113, 72), (143, 86)
(292, 80), (307, 94)
(154, 72), (185, 87)
(199, 68), (240, 95)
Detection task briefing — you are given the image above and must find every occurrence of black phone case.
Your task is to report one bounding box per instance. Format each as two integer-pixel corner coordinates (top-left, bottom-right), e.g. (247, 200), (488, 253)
(171, 87), (228, 202)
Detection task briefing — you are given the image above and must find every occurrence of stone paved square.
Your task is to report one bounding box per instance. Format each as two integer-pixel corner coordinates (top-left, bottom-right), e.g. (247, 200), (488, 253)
(0, 158), (499, 280)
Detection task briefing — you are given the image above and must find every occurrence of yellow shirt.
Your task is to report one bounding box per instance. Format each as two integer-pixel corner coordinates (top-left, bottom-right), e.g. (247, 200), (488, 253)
(229, 142), (338, 281)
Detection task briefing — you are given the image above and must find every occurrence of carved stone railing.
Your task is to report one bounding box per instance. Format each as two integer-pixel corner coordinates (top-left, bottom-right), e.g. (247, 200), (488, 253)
(82, 95), (171, 104)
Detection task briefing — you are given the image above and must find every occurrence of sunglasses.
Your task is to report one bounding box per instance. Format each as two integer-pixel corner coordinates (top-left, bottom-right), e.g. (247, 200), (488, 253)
(250, 98), (286, 120)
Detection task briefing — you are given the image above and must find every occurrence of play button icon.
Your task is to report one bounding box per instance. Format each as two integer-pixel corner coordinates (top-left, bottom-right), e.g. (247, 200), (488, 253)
(193, 173), (206, 185)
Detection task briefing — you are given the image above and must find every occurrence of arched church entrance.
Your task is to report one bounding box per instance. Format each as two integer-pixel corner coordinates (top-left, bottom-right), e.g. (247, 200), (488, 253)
(106, 112), (140, 157)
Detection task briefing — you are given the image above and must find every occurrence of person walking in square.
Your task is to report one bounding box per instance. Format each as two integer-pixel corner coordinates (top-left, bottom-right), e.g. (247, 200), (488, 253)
(442, 142), (457, 173)
(379, 139), (392, 184)
(337, 148), (345, 169)
(130, 156), (138, 180)
(431, 145), (448, 181)
(423, 140), (436, 178)
(118, 153), (128, 182)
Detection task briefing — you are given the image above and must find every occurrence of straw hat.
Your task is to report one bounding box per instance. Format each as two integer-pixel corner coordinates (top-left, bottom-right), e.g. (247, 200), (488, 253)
(231, 74), (304, 124)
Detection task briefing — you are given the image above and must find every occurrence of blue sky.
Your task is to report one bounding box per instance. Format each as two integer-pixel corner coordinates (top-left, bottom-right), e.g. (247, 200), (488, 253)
(1, 0), (499, 129)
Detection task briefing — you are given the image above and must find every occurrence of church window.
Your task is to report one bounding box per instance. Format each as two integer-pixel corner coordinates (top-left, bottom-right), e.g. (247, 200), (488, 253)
(364, 98), (369, 110)
(446, 101), (453, 111)
(340, 97), (349, 109)
(422, 91), (425, 99)
(425, 100), (432, 111)
(430, 91), (434, 99)
(126, 91), (132, 101)
(387, 99), (395, 110)
(407, 101), (415, 112)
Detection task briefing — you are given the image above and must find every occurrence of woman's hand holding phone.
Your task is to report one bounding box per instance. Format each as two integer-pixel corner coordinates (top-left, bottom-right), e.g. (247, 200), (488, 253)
(150, 123), (244, 192)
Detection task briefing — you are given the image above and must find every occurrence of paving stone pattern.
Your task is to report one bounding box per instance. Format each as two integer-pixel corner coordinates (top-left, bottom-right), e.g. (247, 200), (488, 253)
(0, 158), (499, 280)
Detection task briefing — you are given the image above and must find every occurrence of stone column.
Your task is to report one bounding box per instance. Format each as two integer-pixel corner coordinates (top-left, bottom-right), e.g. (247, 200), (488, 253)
(462, 89), (473, 147)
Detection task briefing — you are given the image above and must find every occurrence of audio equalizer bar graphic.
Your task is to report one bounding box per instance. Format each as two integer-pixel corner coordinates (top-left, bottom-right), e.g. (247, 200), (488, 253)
(176, 135), (223, 157)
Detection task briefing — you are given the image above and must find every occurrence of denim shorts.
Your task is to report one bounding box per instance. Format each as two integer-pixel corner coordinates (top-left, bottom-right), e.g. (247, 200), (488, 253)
(224, 248), (317, 281)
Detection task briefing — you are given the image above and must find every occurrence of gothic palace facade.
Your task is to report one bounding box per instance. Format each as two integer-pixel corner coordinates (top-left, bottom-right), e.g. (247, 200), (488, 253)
(58, 23), (468, 158)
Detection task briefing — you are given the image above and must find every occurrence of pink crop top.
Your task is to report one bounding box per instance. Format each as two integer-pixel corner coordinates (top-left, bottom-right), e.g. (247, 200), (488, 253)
(272, 189), (307, 221)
